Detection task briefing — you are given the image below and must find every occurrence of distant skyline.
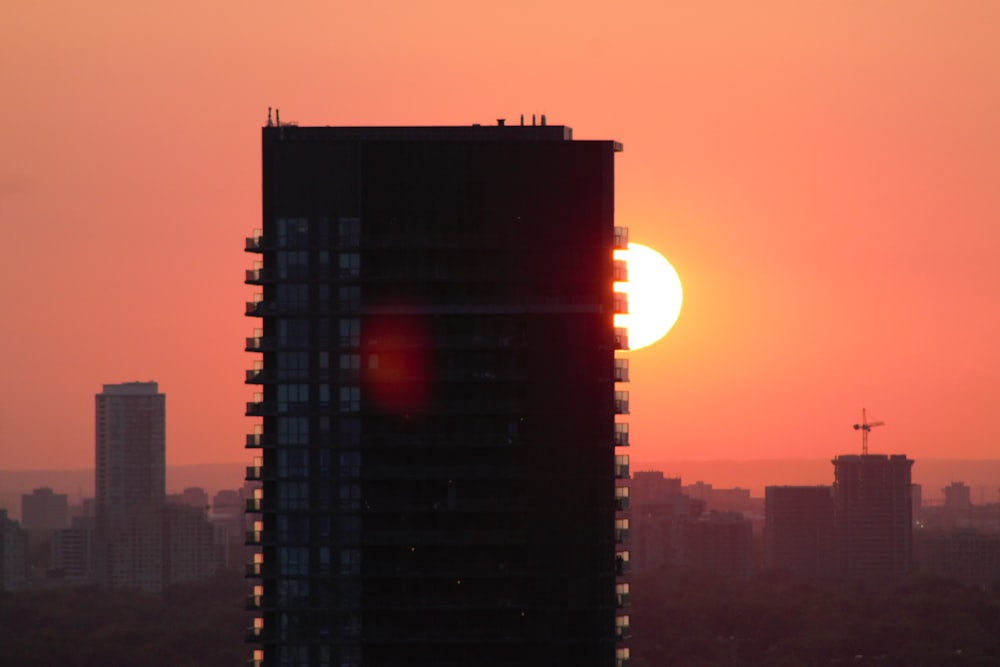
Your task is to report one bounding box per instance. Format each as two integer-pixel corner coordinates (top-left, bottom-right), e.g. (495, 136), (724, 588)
(2, 2), (1000, 468)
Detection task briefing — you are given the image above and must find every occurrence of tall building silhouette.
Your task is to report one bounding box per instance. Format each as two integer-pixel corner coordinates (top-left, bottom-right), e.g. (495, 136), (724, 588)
(94, 381), (166, 588)
(246, 120), (629, 666)
(832, 454), (913, 577)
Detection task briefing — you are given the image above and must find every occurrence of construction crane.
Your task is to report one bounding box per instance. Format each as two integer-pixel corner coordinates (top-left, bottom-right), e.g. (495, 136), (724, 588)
(852, 408), (884, 455)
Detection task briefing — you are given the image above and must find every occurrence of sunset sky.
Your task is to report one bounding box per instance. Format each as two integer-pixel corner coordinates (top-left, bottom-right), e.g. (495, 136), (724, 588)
(2, 2), (998, 470)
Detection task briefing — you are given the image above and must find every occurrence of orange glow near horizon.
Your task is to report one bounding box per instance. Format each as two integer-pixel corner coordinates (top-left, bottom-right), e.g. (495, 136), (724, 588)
(2, 2), (1000, 472)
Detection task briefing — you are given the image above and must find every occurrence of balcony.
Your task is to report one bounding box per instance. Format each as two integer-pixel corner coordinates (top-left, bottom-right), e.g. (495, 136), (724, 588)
(245, 368), (271, 384)
(615, 554), (631, 576)
(613, 259), (628, 282)
(616, 584), (631, 607)
(613, 292), (628, 314)
(245, 529), (263, 546)
(613, 226), (629, 250)
(245, 336), (273, 352)
(246, 465), (262, 481)
(614, 455), (629, 479)
(614, 358), (629, 383)
(245, 267), (277, 284)
(615, 619), (631, 640)
(614, 488), (630, 512)
(245, 562), (262, 578)
(245, 433), (270, 448)
(614, 424), (629, 447)
(614, 391), (629, 415)
(615, 527), (631, 544)
(616, 648), (630, 667)
(245, 401), (276, 417)
(246, 497), (264, 512)
(245, 626), (264, 643)
(245, 300), (276, 317)
(614, 327), (629, 350)
(245, 231), (266, 252)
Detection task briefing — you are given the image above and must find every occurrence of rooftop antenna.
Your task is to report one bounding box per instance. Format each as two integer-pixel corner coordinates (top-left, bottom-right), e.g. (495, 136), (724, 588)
(520, 114), (524, 126)
(267, 107), (272, 127)
(541, 114), (546, 126)
(532, 114), (536, 126)
(276, 108), (280, 126)
(852, 408), (885, 456)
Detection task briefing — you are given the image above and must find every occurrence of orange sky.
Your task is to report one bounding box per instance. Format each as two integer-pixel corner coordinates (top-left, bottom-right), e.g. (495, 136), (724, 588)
(1, 2), (998, 469)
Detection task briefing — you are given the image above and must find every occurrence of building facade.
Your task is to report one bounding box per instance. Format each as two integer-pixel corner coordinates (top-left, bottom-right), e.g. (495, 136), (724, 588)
(764, 485), (835, 577)
(832, 454), (913, 577)
(246, 121), (629, 666)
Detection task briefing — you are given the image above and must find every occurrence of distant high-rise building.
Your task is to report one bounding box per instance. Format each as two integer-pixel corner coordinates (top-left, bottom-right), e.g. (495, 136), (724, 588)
(764, 486), (835, 577)
(246, 121), (629, 666)
(21, 487), (69, 533)
(943, 481), (972, 512)
(832, 454), (913, 577)
(95, 381), (166, 589)
(51, 516), (95, 585)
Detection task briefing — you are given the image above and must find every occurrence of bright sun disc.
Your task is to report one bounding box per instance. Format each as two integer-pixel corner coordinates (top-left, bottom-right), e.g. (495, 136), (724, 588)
(614, 242), (683, 351)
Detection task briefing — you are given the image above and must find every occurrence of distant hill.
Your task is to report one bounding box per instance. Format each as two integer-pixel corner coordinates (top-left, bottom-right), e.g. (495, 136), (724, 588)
(0, 462), (247, 520)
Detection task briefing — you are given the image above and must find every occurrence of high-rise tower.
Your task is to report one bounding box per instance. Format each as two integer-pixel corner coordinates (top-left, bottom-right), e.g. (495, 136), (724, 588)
(245, 121), (630, 666)
(832, 454), (913, 577)
(94, 381), (166, 588)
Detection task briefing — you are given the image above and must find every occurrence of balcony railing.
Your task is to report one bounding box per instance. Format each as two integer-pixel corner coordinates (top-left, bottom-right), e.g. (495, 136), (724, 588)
(613, 292), (628, 314)
(245, 626), (264, 643)
(245, 336), (273, 352)
(245, 368), (271, 384)
(245, 232), (266, 252)
(615, 527), (631, 543)
(245, 529), (263, 546)
(246, 497), (264, 512)
(613, 259), (628, 282)
(246, 465), (262, 481)
(615, 554), (631, 576)
(245, 562), (262, 578)
(614, 226), (629, 250)
(614, 425), (629, 447)
(245, 268), (278, 284)
(245, 433), (270, 448)
(614, 455), (629, 479)
(615, 496), (630, 512)
(614, 358), (629, 383)
(246, 401), (277, 417)
(614, 391), (629, 415)
(614, 327), (629, 350)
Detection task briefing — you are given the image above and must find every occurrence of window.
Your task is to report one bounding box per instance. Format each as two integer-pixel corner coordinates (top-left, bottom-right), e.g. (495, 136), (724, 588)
(277, 417), (308, 445)
(277, 217), (308, 247)
(339, 386), (360, 413)
(339, 353), (361, 380)
(338, 286), (360, 311)
(278, 384), (309, 412)
(339, 253), (361, 278)
(338, 217), (360, 246)
(339, 319), (360, 347)
(278, 482), (309, 510)
(276, 351), (308, 380)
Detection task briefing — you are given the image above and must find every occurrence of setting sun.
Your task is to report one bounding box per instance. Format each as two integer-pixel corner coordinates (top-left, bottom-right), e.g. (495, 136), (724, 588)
(614, 242), (683, 351)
